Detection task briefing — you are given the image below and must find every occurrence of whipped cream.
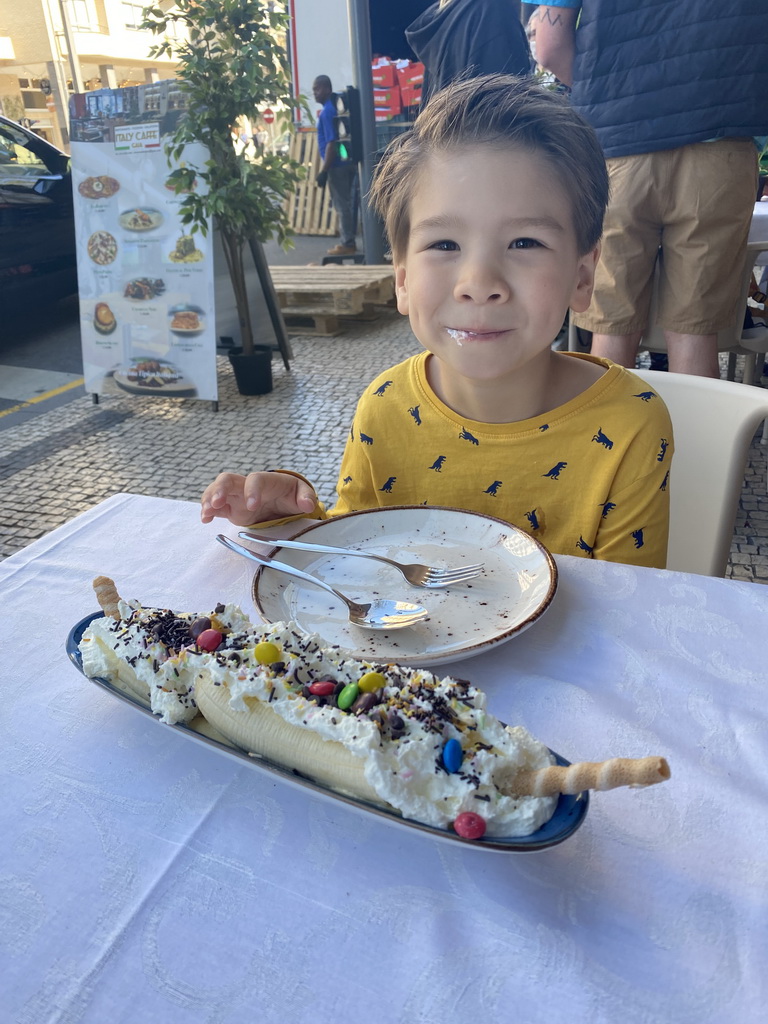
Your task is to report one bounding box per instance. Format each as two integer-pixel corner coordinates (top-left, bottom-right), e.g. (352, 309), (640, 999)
(80, 603), (556, 836)
(204, 633), (556, 836)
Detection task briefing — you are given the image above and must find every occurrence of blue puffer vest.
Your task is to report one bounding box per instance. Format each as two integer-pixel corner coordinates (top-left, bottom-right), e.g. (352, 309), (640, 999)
(570, 0), (768, 158)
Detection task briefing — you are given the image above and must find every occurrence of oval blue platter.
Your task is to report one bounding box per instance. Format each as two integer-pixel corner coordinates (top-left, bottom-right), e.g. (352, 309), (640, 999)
(67, 612), (589, 853)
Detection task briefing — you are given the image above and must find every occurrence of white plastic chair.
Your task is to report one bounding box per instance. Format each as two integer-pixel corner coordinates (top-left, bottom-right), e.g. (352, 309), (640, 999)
(635, 369), (768, 576)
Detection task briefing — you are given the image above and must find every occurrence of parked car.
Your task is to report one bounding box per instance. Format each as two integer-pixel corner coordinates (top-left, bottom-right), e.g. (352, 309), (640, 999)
(0, 115), (77, 308)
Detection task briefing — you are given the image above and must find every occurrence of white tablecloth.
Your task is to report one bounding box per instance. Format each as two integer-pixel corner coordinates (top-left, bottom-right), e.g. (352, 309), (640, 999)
(2, 494), (767, 1024)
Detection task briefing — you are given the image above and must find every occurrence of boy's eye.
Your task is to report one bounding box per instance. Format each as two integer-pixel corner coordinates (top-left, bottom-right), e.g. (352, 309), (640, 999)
(428, 239), (459, 251)
(510, 237), (543, 250)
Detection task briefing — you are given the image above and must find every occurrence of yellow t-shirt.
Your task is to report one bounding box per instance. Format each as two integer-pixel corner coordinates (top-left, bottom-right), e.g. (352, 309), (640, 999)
(327, 352), (673, 568)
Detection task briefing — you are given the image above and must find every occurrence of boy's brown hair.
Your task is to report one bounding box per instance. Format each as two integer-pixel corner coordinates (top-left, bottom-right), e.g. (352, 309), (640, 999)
(369, 73), (609, 261)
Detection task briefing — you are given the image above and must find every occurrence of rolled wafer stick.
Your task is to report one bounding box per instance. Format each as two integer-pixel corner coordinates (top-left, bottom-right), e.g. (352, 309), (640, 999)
(92, 575), (122, 620)
(508, 756), (670, 797)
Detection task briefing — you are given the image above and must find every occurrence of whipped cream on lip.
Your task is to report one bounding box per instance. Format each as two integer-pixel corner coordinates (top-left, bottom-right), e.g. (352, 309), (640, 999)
(445, 327), (512, 344)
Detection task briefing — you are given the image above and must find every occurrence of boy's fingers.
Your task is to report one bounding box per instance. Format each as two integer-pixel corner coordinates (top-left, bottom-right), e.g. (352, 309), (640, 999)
(295, 483), (317, 511)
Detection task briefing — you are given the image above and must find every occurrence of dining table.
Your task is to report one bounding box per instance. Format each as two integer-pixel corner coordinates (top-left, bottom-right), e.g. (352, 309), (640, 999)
(1, 492), (766, 1024)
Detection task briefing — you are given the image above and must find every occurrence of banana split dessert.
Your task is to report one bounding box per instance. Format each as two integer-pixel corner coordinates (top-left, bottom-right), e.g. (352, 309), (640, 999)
(78, 577), (670, 839)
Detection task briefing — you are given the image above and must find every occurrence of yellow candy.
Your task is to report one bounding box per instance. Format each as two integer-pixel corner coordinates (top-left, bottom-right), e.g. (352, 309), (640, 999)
(254, 641), (281, 665)
(358, 671), (386, 693)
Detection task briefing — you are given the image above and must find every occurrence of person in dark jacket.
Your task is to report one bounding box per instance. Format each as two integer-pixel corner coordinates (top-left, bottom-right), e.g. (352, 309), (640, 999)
(528, 0), (768, 377)
(406, 0), (533, 103)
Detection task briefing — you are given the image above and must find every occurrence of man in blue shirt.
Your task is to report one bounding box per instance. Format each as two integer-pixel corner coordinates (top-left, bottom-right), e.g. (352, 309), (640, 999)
(312, 75), (358, 255)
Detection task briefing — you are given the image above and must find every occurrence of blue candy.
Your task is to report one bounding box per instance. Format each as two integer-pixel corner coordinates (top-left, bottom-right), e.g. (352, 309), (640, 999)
(442, 738), (463, 774)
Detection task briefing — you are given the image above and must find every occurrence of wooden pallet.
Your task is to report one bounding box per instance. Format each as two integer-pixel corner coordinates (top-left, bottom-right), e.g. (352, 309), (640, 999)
(268, 265), (396, 328)
(281, 313), (343, 336)
(283, 130), (338, 236)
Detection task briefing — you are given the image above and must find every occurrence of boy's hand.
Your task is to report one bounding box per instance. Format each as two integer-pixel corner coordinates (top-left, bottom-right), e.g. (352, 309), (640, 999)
(200, 472), (317, 526)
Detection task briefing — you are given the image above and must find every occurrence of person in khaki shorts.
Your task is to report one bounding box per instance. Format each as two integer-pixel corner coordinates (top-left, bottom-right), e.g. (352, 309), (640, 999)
(527, 0), (768, 377)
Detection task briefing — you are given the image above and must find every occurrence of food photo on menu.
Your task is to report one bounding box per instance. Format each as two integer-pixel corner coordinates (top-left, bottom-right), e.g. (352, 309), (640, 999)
(78, 174), (120, 199)
(118, 207), (164, 232)
(168, 304), (206, 334)
(168, 233), (204, 263)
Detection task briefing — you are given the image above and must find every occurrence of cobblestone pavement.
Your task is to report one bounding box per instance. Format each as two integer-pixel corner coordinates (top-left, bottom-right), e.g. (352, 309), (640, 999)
(2, 305), (768, 583)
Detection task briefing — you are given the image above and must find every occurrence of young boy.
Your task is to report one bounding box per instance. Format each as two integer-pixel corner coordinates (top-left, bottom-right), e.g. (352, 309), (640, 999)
(202, 75), (673, 567)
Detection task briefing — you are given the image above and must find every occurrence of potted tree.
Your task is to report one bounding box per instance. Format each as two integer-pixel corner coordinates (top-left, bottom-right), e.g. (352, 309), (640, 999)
(142, 0), (307, 394)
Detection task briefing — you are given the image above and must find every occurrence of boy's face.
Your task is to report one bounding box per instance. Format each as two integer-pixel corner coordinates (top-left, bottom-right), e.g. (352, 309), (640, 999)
(394, 145), (598, 393)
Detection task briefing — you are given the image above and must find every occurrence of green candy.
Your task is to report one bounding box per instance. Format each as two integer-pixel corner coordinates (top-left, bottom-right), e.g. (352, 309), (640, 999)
(337, 682), (359, 710)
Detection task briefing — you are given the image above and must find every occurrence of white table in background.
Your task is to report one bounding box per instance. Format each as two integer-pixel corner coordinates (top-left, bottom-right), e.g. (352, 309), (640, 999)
(1, 493), (766, 1024)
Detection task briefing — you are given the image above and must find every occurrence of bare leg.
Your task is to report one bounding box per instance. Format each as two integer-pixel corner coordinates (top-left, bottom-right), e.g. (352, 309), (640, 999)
(590, 332), (643, 368)
(664, 332), (719, 378)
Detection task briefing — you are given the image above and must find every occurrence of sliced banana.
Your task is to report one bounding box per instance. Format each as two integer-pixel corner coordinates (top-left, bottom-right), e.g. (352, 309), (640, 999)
(194, 675), (385, 806)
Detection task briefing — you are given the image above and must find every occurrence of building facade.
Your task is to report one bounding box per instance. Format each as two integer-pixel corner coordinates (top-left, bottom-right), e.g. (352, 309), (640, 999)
(0, 1), (180, 149)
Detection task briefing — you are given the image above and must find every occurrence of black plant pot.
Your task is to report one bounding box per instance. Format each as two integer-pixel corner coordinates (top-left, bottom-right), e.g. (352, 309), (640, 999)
(229, 346), (273, 395)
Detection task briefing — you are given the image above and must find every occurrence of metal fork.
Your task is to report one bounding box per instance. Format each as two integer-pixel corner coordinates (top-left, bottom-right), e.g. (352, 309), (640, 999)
(217, 536), (428, 630)
(238, 530), (485, 589)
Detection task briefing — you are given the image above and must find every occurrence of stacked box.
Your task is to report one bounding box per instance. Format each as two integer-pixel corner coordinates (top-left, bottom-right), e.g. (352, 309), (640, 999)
(371, 61), (397, 88)
(400, 84), (422, 109)
(396, 62), (425, 89)
(396, 61), (424, 110)
(373, 83), (401, 120)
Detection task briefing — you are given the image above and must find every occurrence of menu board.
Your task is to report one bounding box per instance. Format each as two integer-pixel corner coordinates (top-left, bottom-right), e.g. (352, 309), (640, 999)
(69, 82), (217, 402)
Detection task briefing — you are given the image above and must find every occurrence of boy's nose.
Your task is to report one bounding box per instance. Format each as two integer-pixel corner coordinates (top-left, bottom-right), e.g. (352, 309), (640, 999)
(453, 262), (510, 303)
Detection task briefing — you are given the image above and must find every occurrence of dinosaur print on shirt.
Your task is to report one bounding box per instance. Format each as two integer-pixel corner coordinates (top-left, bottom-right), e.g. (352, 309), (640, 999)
(543, 461), (567, 479)
(592, 427), (614, 450)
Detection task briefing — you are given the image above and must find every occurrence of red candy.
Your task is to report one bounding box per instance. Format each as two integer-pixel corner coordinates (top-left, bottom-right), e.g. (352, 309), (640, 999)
(196, 628), (223, 652)
(453, 812), (487, 839)
(309, 681), (336, 696)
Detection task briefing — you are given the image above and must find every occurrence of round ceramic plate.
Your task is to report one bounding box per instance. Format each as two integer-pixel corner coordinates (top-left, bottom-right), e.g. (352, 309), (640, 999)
(251, 505), (558, 667)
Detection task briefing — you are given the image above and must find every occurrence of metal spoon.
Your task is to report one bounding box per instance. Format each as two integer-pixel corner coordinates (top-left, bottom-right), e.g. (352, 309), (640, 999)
(216, 535), (429, 630)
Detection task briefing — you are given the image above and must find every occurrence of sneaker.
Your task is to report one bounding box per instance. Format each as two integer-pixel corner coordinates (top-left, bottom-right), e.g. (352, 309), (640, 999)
(326, 244), (357, 255)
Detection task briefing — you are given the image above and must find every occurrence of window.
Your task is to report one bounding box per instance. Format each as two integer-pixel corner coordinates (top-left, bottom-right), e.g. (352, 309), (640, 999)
(66, 0), (99, 31)
(21, 90), (47, 110)
(122, 2), (148, 30)
(0, 127), (49, 188)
